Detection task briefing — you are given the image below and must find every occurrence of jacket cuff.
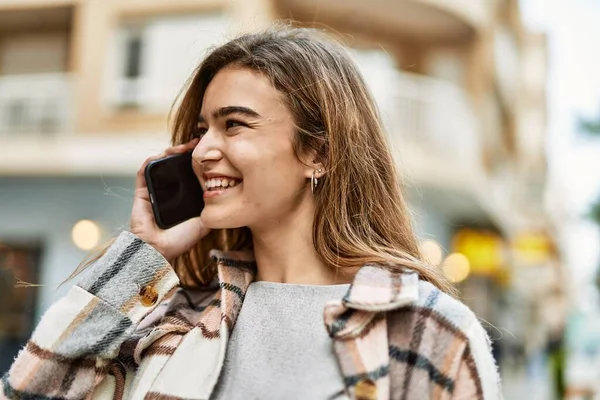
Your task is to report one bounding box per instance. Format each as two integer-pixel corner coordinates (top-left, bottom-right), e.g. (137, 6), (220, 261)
(77, 231), (179, 323)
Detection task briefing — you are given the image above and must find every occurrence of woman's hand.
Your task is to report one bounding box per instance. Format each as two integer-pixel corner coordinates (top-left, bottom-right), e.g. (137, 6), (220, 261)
(130, 138), (210, 263)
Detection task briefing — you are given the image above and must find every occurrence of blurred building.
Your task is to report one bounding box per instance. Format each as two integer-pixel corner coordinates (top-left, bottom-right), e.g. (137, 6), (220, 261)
(0, 0), (560, 395)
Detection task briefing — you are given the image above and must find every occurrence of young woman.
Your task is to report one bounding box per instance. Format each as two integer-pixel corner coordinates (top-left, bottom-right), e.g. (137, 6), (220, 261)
(2, 26), (501, 400)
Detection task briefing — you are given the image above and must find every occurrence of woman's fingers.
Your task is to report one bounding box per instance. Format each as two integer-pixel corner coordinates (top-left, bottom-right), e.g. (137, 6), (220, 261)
(136, 152), (167, 189)
(165, 138), (200, 155)
(130, 137), (205, 261)
(135, 138), (200, 189)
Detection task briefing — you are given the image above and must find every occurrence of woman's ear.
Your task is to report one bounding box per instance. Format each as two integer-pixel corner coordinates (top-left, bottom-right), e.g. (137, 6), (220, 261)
(301, 148), (326, 179)
(302, 137), (327, 179)
(307, 159), (325, 179)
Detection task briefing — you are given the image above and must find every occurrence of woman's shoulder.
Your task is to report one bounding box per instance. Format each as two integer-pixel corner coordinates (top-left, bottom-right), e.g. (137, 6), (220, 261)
(384, 278), (501, 398)
(388, 277), (487, 341)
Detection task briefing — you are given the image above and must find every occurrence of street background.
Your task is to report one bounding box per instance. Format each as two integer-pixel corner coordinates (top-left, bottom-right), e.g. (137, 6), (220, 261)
(1, 0), (599, 398)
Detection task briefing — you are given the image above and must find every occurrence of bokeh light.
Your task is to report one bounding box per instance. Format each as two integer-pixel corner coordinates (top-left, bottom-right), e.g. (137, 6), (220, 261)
(71, 220), (101, 251)
(420, 239), (443, 266)
(442, 253), (471, 283)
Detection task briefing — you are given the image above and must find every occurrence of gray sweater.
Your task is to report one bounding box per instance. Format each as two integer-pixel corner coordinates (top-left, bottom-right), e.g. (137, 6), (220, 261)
(211, 281), (351, 400)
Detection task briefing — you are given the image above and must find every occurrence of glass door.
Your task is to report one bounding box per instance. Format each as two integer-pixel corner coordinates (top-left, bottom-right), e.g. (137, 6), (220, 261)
(0, 242), (42, 373)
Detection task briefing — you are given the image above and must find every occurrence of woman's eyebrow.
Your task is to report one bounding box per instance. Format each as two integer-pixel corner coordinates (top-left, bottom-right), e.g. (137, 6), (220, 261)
(198, 106), (262, 124)
(214, 106), (262, 119)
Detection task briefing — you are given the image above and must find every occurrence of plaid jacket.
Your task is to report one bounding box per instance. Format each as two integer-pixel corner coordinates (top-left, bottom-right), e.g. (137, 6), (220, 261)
(2, 231), (502, 400)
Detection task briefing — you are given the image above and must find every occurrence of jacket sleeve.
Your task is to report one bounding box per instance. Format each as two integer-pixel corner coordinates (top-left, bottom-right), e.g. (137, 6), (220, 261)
(0, 231), (179, 400)
(452, 320), (503, 400)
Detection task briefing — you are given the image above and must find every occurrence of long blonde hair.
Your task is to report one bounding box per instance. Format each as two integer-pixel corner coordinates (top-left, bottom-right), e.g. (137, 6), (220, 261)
(77, 25), (455, 295)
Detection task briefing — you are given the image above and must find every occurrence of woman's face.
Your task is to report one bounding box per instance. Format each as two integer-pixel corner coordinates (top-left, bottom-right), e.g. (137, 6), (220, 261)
(192, 67), (312, 230)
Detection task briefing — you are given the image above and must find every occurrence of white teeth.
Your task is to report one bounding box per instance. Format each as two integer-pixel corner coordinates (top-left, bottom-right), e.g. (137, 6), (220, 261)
(206, 177), (240, 190)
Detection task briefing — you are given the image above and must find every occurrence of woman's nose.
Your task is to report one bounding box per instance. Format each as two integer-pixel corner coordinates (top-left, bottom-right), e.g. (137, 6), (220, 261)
(191, 132), (223, 165)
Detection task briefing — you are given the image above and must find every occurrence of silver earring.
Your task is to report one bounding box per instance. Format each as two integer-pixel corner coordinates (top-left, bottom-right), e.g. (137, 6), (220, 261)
(311, 169), (322, 194)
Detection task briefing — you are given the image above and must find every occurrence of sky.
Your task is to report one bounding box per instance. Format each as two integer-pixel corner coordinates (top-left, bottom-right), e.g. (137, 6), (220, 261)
(521, 0), (600, 307)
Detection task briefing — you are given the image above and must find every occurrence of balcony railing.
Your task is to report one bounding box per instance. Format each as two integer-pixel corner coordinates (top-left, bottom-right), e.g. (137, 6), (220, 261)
(392, 71), (479, 163)
(0, 73), (72, 136)
(367, 69), (481, 172)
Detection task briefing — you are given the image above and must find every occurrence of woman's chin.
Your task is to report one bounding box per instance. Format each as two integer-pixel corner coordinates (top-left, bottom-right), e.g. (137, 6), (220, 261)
(200, 208), (243, 230)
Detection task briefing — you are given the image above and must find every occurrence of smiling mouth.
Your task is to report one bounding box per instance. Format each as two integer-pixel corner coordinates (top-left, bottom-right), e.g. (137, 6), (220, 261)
(205, 178), (242, 191)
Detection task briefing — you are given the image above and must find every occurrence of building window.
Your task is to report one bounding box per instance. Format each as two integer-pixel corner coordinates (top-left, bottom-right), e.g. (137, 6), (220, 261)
(112, 25), (146, 108)
(124, 31), (144, 79)
(107, 13), (229, 111)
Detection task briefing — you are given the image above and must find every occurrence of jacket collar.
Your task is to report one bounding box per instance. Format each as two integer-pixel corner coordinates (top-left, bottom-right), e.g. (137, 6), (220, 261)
(209, 249), (419, 313)
(209, 249), (256, 330)
(341, 264), (419, 311)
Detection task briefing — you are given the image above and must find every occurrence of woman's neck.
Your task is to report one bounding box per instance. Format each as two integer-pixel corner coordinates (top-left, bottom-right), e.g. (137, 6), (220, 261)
(249, 202), (350, 285)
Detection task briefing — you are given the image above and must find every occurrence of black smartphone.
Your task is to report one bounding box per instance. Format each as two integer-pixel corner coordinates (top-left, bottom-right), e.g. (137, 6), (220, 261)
(144, 151), (204, 229)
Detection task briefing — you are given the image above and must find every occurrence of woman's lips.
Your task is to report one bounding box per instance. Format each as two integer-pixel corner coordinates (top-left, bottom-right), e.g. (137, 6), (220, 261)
(203, 183), (241, 199)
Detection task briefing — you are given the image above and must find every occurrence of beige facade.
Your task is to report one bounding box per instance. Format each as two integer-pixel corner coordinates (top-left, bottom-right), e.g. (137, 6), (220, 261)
(0, 0), (545, 182)
(0, 0), (549, 233)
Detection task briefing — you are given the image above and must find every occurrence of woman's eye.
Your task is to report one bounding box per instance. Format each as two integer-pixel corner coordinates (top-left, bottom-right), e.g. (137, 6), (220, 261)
(226, 120), (245, 130)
